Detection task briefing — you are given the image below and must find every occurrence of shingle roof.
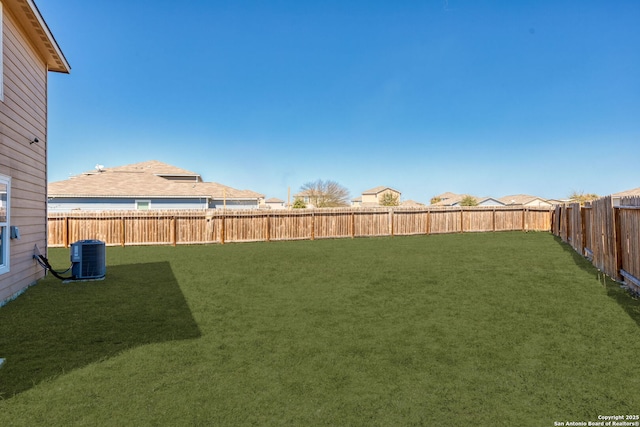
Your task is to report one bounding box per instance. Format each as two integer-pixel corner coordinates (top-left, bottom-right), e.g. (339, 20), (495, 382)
(432, 194), (465, 206)
(498, 194), (546, 205)
(49, 162), (263, 199)
(362, 186), (400, 195)
(612, 187), (640, 197)
(401, 200), (424, 207)
(49, 172), (201, 198)
(87, 160), (200, 178)
(435, 192), (459, 200)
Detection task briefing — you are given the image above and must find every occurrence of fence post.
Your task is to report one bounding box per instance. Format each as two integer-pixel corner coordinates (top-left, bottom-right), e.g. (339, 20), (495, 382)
(220, 213), (225, 245)
(613, 207), (623, 281)
(311, 212), (315, 240)
(351, 211), (355, 238)
(266, 213), (271, 242)
(390, 208), (394, 237)
(492, 208), (496, 232)
(580, 207), (587, 255)
(426, 209), (431, 235)
(64, 216), (70, 248)
(460, 208), (464, 233)
(172, 216), (177, 246)
(120, 216), (125, 247)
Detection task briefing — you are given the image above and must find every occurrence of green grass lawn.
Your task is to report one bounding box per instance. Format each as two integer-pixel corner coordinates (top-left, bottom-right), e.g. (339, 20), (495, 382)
(0, 232), (639, 426)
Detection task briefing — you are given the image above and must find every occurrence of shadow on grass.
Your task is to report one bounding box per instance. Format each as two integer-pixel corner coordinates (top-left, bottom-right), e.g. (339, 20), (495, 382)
(553, 235), (640, 328)
(0, 262), (201, 399)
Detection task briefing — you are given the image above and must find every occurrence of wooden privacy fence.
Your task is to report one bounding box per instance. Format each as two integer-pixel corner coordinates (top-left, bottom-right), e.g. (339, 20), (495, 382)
(552, 195), (640, 293)
(48, 205), (552, 248)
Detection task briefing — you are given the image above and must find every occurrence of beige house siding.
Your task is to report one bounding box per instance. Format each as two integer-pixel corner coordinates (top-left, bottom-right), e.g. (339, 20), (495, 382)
(361, 187), (401, 206)
(0, 2), (58, 302)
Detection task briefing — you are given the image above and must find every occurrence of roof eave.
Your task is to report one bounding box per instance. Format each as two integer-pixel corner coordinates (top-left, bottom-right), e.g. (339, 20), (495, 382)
(49, 194), (211, 199)
(7, 0), (71, 73)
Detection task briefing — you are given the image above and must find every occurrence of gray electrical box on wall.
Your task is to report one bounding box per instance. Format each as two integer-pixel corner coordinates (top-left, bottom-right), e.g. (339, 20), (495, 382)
(10, 226), (20, 239)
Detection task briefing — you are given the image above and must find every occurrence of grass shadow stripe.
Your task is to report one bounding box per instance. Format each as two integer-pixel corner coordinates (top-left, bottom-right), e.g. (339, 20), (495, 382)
(0, 262), (201, 398)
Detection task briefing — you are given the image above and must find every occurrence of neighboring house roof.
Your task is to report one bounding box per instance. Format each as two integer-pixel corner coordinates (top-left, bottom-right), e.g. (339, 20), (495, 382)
(449, 196), (494, 206)
(433, 195), (507, 206)
(432, 194), (465, 206)
(362, 186), (400, 195)
(190, 182), (263, 199)
(6, 0), (71, 73)
(433, 193), (555, 206)
(352, 196), (362, 202)
(84, 160), (202, 181)
(498, 194), (549, 205)
(476, 197), (505, 206)
(400, 200), (424, 207)
(49, 172), (203, 198)
(105, 160), (199, 176)
(435, 192), (459, 200)
(49, 162), (263, 200)
(612, 187), (640, 197)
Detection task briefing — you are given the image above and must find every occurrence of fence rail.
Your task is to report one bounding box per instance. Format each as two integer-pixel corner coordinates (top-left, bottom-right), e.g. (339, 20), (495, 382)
(48, 205), (552, 248)
(552, 195), (640, 293)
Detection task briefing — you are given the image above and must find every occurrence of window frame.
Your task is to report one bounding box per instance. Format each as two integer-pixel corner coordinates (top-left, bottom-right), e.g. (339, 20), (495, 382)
(135, 200), (151, 211)
(0, 174), (10, 275)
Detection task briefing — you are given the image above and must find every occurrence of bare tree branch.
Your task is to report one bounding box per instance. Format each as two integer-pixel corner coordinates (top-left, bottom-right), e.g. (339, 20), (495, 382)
(300, 180), (350, 207)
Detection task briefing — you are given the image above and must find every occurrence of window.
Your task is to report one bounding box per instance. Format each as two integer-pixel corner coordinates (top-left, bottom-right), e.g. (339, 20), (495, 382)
(0, 175), (10, 275)
(135, 200), (150, 211)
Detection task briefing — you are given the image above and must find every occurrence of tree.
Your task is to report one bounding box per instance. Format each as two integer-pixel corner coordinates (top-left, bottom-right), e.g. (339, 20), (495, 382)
(299, 179), (350, 208)
(379, 191), (400, 206)
(430, 196), (442, 205)
(568, 191), (599, 206)
(292, 198), (307, 209)
(459, 195), (478, 206)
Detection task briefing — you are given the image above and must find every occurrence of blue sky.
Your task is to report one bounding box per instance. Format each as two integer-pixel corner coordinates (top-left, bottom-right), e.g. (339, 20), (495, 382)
(40, 0), (639, 203)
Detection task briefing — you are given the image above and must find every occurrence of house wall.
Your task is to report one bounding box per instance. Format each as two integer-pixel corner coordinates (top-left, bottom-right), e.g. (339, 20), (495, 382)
(0, 6), (49, 302)
(209, 199), (259, 210)
(265, 201), (285, 210)
(478, 199), (504, 207)
(48, 197), (261, 212)
(362, 190), (400, 205)
(48, 197), (210, 212)
(361, 193), (379, 204)
(524, 200), (553, 207)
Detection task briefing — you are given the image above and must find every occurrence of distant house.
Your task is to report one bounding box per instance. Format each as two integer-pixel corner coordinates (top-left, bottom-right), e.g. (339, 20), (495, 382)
(432, 193), (555, 207)
(612, 187), (640, 206)
(498, 194), (554, 207)
(293, 190), (317, 208)
(263, 198), (286, 210)
(293, 187), (351, 208)
(431, 193), (503, 207)
(431, 192), (459, 205)
(48, 161), (264, 212)
(1, 0), (70, 303)
(400, 200), (425, 207)
(352, 186), (401, 207)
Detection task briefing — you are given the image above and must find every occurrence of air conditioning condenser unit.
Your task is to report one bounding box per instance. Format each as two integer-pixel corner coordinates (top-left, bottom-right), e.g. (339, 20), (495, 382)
(70, 239), (106, 280)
